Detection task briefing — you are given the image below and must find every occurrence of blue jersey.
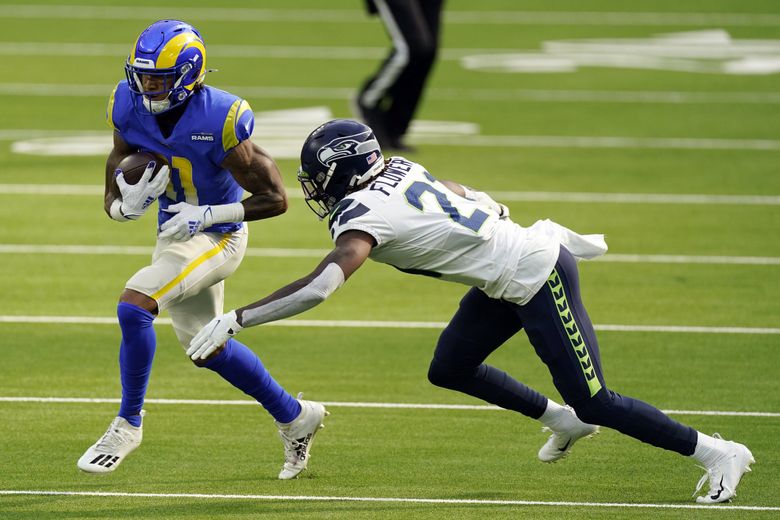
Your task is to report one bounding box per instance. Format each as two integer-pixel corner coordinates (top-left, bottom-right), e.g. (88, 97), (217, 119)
(107, 81), (254, 233)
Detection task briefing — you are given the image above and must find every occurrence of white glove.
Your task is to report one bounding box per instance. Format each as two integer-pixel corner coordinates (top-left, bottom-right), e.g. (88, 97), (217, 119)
(159, 202), (215, 241)
(115, 163), (170, 220)
(187, 310), (243, 360)
(463, 187), (510, 220)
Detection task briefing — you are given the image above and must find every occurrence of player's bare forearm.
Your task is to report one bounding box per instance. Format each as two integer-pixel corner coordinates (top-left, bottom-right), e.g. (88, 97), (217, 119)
(439, 179), (467, 197)
(222, 140), (288, 221)
(104, 132), (136, 215)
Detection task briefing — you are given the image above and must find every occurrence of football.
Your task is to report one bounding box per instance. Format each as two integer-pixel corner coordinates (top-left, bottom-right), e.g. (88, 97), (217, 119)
(116, 151), (167, 185)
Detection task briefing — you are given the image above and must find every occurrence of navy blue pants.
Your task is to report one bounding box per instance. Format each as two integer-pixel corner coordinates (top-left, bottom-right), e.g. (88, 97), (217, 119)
(429, 246), (697, 456)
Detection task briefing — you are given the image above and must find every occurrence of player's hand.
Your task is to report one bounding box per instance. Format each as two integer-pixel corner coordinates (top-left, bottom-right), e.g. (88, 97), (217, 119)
(187, 310), (243, 360)
(115, 162), (170, 220)
(159, 202), (215, 241)
(465, 189), (510, 220)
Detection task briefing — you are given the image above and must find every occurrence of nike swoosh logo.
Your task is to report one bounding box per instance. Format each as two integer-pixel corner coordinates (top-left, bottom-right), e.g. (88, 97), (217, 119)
(559, 439), (572, 452)
(710, 475), (725, 500)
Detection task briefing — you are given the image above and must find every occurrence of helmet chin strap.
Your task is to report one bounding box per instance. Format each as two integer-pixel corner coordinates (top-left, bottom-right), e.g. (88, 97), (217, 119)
(143, 95), (171, 114)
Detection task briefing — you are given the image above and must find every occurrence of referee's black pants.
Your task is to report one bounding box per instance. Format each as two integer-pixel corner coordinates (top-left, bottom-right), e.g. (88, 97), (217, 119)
(358, 0), (445, 142)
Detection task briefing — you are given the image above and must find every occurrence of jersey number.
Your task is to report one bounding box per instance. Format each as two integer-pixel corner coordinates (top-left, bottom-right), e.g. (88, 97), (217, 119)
(404, 181), (488, 233)
(164, 156), (198, 204)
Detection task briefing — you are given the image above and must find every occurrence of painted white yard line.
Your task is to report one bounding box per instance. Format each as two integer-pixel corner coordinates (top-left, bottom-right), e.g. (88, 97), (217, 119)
(1, 5), (779, 27)
(491, 191), (780, 205)
(1, 396), (777, 418)
(415, 134), (780, 151)
(596, 254), (780, 265)
(3, 83), (780, 105)
(2, 183), (779, 206)
(2, 128), (780, 151)
(0, 244), (333, 258)
(2, 244), (780, 266)
(0, 490), (776, 511)
(0, 315), (778, 335)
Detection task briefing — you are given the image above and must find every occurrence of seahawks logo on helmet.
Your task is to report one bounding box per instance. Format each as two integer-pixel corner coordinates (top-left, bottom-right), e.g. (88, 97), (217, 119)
(317, 131), (380, 167)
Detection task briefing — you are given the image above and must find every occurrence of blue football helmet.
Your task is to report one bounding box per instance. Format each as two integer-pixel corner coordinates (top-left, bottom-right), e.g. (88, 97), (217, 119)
(297, 119), (385, 218)
(125, 20), (207, 114)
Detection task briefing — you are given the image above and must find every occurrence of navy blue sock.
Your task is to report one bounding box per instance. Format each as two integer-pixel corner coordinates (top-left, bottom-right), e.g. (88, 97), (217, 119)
(117, 302), (156, 427)
(203, 339), (301, 423)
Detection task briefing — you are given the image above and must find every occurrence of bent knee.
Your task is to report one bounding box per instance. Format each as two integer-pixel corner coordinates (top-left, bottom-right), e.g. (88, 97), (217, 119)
(570, 389), (618, 425)
(191, 343), (227, 367)
(427, 358), (472, 389)
(119, 289), (158, 314)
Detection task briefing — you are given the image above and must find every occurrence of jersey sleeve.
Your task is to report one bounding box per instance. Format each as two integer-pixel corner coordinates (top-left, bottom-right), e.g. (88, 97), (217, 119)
(218, 98), (254, 162)
(328, 197), (395, 246)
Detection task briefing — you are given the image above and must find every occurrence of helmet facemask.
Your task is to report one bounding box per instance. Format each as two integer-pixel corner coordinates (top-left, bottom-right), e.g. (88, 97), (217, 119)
(297, 164), (339, 220)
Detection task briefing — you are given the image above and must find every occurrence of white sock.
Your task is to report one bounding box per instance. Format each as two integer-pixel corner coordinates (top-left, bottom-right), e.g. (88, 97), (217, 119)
(691, 432), (724, 466)
(537, 399), (570, 430)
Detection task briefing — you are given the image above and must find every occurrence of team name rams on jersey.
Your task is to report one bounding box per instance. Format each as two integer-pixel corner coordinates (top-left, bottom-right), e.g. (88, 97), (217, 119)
(191, 133), (215, 142)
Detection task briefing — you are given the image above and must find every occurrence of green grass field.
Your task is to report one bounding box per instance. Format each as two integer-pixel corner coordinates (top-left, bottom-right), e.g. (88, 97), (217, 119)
(1, 1), (779, 518)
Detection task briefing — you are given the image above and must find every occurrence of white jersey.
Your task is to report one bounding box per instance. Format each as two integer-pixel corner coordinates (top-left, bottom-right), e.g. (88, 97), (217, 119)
(328, 157), (608, 305)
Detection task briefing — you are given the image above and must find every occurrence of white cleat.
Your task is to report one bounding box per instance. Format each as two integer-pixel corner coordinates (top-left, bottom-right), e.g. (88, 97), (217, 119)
(538, 406), (598, 463)
(277, 395), (328, 480)
(77, 413), (144, 473)
(694, 434), (755, 504)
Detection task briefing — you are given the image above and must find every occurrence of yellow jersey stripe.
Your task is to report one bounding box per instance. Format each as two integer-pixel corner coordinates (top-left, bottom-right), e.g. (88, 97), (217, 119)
(222, 99), (249, 152)
(151, 234), (231, 301)
(106, 84), (118, 129)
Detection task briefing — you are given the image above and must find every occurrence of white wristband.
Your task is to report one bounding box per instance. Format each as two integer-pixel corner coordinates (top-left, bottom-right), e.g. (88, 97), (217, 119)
(208, 202), (245, 224)
(109, 198), (131, 222)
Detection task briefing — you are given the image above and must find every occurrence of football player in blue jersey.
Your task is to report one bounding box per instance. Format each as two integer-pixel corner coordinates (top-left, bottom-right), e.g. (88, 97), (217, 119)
(189, 119), (754, 503)
(77, 20), (327, 480)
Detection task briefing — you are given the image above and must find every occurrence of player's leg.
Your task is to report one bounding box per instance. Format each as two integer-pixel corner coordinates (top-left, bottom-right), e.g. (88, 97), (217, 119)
(78, 229), (245, 473)
(167, 281), (302, 422)
(518, 246), (753, 500)
(162, 230), (327, 479)
(429, 287), (577, 429)
(77, 285), (159, 473)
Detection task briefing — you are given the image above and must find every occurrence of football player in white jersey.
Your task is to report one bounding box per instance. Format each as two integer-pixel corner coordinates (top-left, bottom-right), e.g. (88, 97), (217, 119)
(189, 119), (754, 503)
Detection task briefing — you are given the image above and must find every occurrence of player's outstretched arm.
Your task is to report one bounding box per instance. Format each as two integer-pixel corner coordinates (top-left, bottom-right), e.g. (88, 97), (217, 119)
(222, 140), (288, 221)
(187, 231), (374, 360)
